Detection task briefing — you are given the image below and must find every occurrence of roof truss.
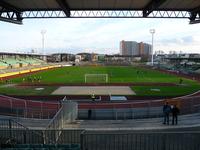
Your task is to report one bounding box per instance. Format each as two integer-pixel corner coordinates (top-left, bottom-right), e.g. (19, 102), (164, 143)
(189, 5), (200, 24)
(56, 0), (71, 17)
(0, 0), (23, 24)
(0, 0), (199, 24)
(143, 0), (167, 17)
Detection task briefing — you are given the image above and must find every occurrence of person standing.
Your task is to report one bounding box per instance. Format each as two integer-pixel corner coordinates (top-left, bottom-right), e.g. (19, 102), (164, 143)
(88, 109), (92, 119)
(172, 105), (180, 125)
(163, 102), (171, 125)
(91, 94), (95, 101)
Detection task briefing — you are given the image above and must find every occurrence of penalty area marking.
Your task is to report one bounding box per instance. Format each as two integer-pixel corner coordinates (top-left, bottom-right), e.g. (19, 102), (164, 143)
(35, 87), (45, 91)
(150, 88), (161, 92)
(51, 86), (135, 95)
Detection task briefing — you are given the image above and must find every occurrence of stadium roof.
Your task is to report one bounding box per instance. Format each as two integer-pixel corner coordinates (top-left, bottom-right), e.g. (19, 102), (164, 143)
(0, 0), (200, 24)
(0, 52), (46, 56)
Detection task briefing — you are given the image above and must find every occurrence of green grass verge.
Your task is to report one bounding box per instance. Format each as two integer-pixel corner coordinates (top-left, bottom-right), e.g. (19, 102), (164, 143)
(0, 86), (57, 95)
(132, 84), (200, 96)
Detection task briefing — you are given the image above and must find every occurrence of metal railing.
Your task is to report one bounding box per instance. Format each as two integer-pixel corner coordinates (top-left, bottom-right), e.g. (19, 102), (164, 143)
(46, 105), (64, 130)
(44, 99), (78, 144)
(0, 95), (59, 119)
(0, 99), (78, 144)
(1, 96), (200, 121)
(0, 129), (83, 145)
(44, 105), (64, 144)
(1, 115), (200, 148)
(46, 129), (84, 144)
(0, 119), (46, 144)
(0, 118), (28, 130)
(1, 127), (200, 150)
(81, 131), (200, 150)
(78, 95), (200, 120)
(1, 93), (200, 121)
(0, 107), (57, 119)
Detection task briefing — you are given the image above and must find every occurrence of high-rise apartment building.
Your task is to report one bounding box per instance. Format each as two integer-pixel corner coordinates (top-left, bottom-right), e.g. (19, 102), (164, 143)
(120, 41), (139, 55)
(139, 42), (151, 56)
(120, 40), (151, 57)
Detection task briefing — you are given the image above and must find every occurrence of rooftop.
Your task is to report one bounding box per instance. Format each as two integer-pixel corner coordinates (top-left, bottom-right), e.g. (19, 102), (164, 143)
(0, 0), (200, 24)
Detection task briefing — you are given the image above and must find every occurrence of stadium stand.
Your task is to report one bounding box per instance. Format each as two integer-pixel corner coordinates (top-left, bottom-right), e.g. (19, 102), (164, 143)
(0, 63), (63, 79)
(0, 61), (8, 69)
(18, 57), (45, 66)
(2, 58), (20, 66)
(0, 92), (200, 150)
(195, 69), (200, 74)
(0, 53), (46, 70)
(156, 54), (200, 75)
(0, 58), (45, 68)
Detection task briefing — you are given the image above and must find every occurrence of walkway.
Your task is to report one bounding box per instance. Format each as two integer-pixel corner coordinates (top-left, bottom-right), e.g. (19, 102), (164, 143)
(64, 113), (200, 131)
(1, 113), (200, 131)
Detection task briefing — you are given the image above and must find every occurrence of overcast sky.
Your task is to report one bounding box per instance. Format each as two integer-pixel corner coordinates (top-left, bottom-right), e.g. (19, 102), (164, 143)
(0, 18), (200, 54)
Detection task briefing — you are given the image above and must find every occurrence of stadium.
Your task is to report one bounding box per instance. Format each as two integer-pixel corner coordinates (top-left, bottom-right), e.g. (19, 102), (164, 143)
(0, 0), (200, 150)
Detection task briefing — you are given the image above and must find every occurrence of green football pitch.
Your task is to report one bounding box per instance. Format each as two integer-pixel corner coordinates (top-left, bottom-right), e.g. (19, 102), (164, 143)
(0, 66), (200, 96)
(8, 66), (197, 84)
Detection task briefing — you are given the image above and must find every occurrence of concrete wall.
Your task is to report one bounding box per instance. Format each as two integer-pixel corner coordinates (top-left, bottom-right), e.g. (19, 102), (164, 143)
(78, 107), (163, 120)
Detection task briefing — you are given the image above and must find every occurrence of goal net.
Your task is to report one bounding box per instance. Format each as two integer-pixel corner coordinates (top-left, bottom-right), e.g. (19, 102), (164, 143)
(85, 74), (108, 83)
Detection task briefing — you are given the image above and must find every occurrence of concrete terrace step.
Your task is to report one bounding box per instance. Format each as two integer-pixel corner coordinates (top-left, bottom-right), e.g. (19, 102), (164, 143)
(0, 115), (50, 129)
(1, 113), (200, 130)
(64, 113), (200, 131)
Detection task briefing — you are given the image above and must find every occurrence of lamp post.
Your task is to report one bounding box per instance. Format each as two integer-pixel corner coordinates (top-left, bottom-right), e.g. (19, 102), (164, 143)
(41, 29), (46, 55)
(150, 29), (155, 66)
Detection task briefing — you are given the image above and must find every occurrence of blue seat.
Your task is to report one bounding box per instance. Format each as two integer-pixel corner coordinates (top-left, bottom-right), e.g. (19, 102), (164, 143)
(15, 147), (33, 150)
(43, 144), (56, 148)
(3, 148), (32, 150)
(29, 144), (43, 148)
(56, 144), (70, 148)
(33, 148), (48, 150)
(15, 144), (30, 148)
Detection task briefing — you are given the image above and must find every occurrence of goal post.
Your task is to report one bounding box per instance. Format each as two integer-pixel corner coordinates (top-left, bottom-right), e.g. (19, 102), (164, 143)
(85, 74), (108, 83)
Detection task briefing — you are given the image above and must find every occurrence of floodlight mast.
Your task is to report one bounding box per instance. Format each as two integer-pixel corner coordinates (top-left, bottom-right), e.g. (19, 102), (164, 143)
(150, 29), (155, 66)
(41, 29), (46, 55)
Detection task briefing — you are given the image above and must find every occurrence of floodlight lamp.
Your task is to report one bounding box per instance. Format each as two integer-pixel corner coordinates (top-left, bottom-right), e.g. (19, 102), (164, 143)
(41, 29), (46, 35)
(150, 29), (155, 34)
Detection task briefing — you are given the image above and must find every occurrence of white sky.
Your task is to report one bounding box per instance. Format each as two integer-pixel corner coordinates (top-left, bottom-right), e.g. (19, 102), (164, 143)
(0, 18), (200, 54)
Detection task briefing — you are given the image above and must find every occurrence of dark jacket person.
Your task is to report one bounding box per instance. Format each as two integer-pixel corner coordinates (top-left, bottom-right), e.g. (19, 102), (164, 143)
(163, 102), (171, 125)
(172, 105), (180, 125)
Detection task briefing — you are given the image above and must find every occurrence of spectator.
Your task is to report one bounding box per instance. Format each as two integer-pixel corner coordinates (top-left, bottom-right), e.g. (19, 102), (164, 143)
(163, 102), (171, 125)
(172, 105), (180, 125)
(91, 94), (95, 101)
(88, 109), (92, 119)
